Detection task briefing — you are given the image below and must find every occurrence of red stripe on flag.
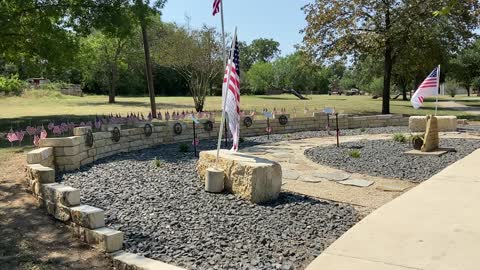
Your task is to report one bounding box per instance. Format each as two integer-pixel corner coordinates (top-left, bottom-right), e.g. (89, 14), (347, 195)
(213, 0), (221, 16)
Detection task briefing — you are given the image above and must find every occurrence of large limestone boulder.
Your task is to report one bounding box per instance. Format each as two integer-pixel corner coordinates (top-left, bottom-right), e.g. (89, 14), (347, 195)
(197, 150), (282, 203)
(409, 116), (457, 132)
(421, 115), (440, 152)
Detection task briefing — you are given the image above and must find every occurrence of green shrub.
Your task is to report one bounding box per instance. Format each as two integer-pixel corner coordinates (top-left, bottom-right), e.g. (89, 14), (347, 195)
(239, 137), (245, 144)
(360, 127), (366, 132)
(393, 133), (407, 143)
(179, 143), (189, 152)
(0, 75), (25, 96)
(348, 149), (361, 158)
(152, 157), (162, 168)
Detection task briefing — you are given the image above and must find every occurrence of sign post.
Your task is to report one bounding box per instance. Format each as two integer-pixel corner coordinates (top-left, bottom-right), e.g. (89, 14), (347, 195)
(191, 115), (200, 157)
(264, 111), (273, 140)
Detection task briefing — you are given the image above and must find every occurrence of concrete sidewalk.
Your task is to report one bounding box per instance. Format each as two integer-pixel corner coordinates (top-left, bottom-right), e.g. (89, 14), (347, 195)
(306, 149), (480, 270)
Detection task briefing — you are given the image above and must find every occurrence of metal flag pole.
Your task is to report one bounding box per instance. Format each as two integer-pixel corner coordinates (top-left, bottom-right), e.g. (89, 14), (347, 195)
(216, 28), (237, 161)
(435, 65), (440, 116)
(220, 1), (227, 65)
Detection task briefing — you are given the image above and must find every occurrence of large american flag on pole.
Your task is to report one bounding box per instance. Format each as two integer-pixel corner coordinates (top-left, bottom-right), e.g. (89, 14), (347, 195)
(223, 34), (241, 151)
(213, 0), (221, 16)
(411, 66), (440, 109)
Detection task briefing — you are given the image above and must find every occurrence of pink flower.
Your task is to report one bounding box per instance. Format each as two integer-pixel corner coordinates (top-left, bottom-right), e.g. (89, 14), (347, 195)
(47, 122), (54, 130)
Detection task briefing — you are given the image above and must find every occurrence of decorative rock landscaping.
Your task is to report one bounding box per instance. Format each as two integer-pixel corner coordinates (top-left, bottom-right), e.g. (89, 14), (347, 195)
(305, 138), (480, 182)
(60, 140), (358, 270)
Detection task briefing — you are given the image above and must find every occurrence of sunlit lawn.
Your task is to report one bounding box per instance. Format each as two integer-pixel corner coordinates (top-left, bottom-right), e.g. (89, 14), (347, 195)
(1, 93), (479, 132)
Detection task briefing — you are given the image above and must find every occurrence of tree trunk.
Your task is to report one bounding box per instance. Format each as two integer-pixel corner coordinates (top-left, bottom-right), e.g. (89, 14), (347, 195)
(108, 63), (117, 103)
(140, 18), (157, 118)
(401, 81), (408, 101)
(382, 9), (392, 114)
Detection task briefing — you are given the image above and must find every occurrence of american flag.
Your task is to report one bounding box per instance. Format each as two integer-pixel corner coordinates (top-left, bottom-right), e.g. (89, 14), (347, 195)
(222, 33), (241, 151)
(213, 0), (221, 16)
(411, 66), (440, 109)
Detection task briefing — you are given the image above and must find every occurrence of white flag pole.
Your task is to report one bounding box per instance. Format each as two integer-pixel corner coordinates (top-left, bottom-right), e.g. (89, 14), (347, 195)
(216, 29), (237, 161)
(435, 65), (440, 116)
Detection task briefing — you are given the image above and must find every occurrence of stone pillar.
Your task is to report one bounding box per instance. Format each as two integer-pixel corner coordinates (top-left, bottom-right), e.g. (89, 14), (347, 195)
(421, 115), (439, 152)
(205, 168), (224, 193)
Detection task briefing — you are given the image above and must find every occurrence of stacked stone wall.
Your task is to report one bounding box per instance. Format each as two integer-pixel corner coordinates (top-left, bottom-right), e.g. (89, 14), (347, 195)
(35, 114), (408, 172)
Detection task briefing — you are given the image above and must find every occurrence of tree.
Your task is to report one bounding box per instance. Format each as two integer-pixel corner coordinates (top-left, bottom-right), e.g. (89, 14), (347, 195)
(240, 38), (280, 70)
(246, 62), (275, 94)
(131, 0), (167, 117)
(302, 0), (479, 114)
(155, 24), (223, 111)
(79, 32), (130, 103)
(449, 39), (480, 96)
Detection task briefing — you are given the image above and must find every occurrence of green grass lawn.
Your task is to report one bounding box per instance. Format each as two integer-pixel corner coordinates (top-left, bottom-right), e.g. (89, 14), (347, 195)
(1, 93), (479, 132)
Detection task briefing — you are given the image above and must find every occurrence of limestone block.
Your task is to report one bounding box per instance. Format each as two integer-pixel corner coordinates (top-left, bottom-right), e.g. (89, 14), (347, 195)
(421, 115), (439, 152)
(54, 203), (72, 222)
(27, 147), (53, 165)
(409, 115), (457, 132)
(71, 205), (105, 229)
(63, 163), (81, 172)
(197, 150), (282, 203)
(112, 252), (187, 270)
(25, 164), (55, 184)
(42, 183), (80, 206)
(81, 157), (94, 166)
(93, 132), (111, 140)
(73, 126), (92, 136)
(39, 136), (84, 147)
(101, 124), (121, 132)
(85, 227), (123, 252)
(55, 145), (83, 156)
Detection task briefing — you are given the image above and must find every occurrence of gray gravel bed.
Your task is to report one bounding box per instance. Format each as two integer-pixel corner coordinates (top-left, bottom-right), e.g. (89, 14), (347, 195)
(60, 138), (359, 270)
(304, 138), (480, 182)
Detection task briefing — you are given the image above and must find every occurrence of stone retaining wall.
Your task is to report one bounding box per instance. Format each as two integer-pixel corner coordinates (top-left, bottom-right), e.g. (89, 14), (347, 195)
(35, 113), (407, 172)
(24, 147), (124, 253)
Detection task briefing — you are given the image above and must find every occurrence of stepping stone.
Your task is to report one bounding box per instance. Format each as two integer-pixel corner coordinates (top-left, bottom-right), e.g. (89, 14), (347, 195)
(376, 184), (409, 192)
(288, 158), (302, 164)
(312, 172), (350, 181)
(272, 152), (292, 159)
(300, 176), (322, 183)
(338, 179), (374, 187)
(282, 170), (300, 180)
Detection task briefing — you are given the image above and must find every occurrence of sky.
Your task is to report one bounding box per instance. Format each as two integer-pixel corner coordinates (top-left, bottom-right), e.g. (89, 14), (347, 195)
(161, 0), (311, 56)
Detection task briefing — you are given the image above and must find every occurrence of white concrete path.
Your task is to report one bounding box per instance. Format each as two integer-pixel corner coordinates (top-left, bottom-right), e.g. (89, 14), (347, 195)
(306, 148), (480, 270)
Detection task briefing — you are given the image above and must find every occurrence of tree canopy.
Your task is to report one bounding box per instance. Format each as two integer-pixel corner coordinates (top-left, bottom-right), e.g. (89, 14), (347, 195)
(302, 0), (480, 113)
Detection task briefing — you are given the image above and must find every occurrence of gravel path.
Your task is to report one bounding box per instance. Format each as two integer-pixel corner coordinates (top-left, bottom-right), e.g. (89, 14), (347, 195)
(60, 138), (361, 270)
(304, 138), (480, 182)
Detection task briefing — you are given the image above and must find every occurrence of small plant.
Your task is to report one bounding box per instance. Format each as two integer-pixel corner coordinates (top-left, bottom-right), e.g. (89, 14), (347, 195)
(239, 137), (245, 144)
(179, 143), (189, 152)
(393, 133), (407, 143)
(360, 127), (366, 132)
(348, 149), (361, 158)
(152, 157), (162, 168)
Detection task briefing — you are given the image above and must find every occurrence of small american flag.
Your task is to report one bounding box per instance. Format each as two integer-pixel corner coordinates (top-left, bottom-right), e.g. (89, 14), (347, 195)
(223, 32), (241, 151)
(411, 66), (440, 109)
(7, 129), (18, 143)
(213, 0), (221, 16)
